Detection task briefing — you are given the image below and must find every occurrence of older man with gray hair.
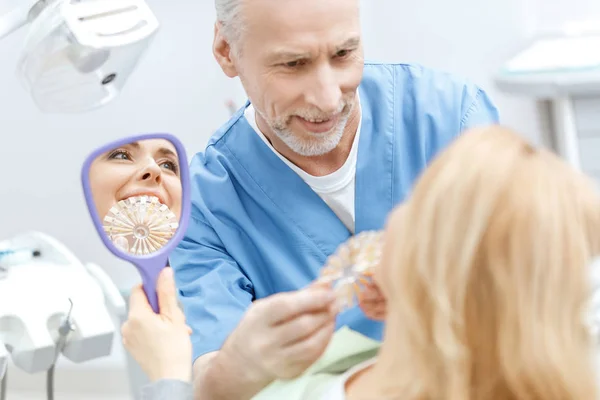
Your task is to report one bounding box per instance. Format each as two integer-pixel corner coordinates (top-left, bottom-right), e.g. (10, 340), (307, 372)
(169, 0), (500, 399)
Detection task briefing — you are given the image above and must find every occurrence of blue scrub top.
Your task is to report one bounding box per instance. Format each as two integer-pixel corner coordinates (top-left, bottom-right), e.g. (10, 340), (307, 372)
(170, 62), (500, 362)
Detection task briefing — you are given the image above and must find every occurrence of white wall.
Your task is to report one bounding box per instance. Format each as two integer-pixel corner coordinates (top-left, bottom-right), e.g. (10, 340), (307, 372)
(360, 0), (544, 143)
(531, 0), (600, 33)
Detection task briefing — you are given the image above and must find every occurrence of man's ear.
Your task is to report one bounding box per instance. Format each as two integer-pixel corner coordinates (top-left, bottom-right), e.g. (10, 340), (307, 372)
(213, 22), (239, 78)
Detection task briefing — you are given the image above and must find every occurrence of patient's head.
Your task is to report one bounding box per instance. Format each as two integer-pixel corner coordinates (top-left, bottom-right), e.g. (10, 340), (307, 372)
(89, 139), (182, 221)
(376, 126), (600, 399)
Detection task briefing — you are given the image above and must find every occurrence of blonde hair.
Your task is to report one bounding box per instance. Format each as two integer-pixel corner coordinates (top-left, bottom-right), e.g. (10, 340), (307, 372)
(381, 126), (600, 399)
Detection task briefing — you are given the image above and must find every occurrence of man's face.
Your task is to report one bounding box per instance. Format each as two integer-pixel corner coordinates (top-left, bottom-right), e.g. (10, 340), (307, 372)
(233, 0), (364, 156)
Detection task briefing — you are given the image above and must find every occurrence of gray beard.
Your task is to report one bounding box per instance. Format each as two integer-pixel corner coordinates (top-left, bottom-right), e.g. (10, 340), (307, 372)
(272, 118), (347, 156)
(256, 108), (351, 157)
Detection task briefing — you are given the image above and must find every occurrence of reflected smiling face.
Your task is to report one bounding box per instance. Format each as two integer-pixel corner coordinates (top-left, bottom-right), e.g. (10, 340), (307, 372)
(89, 139), (182, 222)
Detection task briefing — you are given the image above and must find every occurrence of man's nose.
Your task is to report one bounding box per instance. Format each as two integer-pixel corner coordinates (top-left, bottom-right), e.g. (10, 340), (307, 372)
(305, 65), (343, 115)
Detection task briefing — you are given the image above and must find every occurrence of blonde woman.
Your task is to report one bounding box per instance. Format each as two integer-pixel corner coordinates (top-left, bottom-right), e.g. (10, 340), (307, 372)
(336, 126), (600, 400)
(122, 125), (600, 400)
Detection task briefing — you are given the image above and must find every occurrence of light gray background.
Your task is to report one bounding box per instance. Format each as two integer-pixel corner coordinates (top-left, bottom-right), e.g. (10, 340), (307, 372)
(0, 0), (598, 394)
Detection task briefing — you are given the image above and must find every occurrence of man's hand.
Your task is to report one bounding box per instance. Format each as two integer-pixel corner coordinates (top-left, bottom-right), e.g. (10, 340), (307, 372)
(224, 286), (338, 380)
(200, 286), (338, 399)
(121, 267), (193, 383)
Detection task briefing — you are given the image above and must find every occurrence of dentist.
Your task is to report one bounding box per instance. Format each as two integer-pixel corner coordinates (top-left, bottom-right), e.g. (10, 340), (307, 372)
(170, 0), (500, 399)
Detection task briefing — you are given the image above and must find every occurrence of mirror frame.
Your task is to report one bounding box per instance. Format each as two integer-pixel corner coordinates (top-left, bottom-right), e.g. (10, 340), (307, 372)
(80, 132), (191, 264)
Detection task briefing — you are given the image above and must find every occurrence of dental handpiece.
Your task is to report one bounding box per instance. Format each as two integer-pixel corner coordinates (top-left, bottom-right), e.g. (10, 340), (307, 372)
(0, 341), (7, 380)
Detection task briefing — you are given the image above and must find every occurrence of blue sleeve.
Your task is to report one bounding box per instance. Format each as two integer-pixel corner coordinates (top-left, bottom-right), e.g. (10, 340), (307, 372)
(170, 214), (254, 361)
(460, 87), (500, 131)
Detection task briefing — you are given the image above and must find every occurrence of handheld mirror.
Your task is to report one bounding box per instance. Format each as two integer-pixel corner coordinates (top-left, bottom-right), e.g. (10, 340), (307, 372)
(81, 133), (190, 312)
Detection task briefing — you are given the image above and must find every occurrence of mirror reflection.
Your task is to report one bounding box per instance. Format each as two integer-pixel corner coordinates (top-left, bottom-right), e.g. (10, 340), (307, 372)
(88, 139), (183, 256)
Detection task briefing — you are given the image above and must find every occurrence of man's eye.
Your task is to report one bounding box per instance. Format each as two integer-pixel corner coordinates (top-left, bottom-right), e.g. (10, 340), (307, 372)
(284, 60), (306, 68)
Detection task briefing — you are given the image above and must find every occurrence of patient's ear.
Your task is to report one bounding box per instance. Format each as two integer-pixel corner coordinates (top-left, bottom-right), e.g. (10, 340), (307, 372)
(213, 22), (239, 78)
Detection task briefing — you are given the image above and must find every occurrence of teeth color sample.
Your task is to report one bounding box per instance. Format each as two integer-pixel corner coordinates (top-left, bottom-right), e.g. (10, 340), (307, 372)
(102, 195), (179, 255)
(320, 230), (384, 311)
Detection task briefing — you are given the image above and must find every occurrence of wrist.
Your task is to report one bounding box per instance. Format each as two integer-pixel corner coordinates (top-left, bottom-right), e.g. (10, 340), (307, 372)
(212, 345), (274, 397)
(150, 366), (192, 384)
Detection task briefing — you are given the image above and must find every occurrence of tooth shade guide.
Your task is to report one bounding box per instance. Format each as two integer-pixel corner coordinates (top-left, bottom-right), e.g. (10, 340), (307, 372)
(320, 230), (384, 311)
(102, 195), (179, 256)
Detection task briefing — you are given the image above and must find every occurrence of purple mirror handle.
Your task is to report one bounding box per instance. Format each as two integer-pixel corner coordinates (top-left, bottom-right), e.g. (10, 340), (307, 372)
(135, 255), (169, 313)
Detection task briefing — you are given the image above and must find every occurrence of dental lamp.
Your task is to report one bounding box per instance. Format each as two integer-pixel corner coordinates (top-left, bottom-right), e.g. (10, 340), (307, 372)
(0, 231), (127, 399)
(0, 0), (159, 113)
